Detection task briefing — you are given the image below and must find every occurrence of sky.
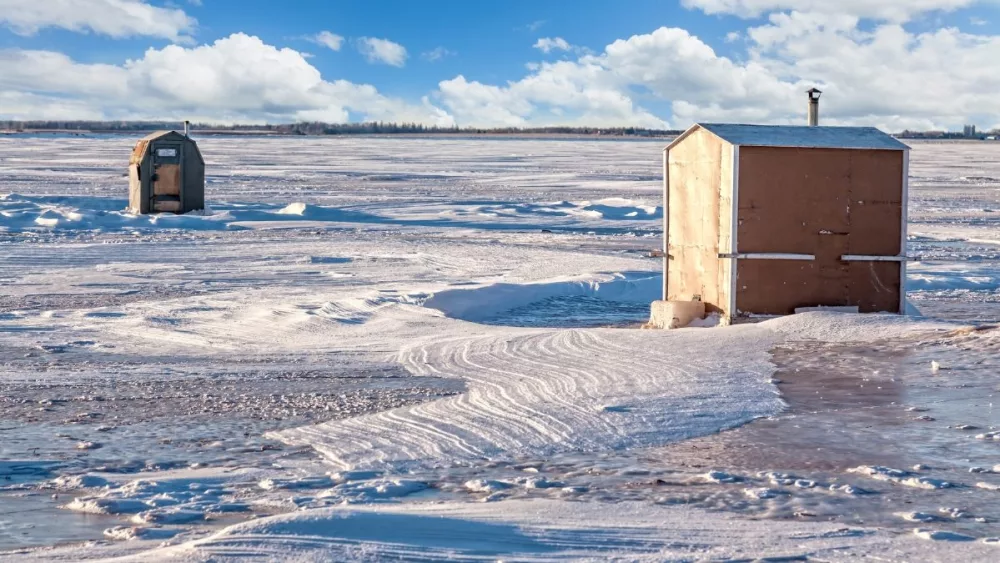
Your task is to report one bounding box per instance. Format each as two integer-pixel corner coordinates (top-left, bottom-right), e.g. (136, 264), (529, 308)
(1, 0), (1000, 131)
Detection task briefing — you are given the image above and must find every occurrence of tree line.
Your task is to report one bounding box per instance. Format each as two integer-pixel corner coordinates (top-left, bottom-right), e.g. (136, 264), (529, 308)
(0, 120), (680, 137)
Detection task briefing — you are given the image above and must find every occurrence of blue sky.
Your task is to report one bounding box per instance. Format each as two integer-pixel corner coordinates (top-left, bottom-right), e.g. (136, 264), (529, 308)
(2, 0), (1000, 130)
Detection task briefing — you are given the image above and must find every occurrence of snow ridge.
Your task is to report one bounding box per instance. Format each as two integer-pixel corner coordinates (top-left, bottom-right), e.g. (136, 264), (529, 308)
(274, 325), (782, 471)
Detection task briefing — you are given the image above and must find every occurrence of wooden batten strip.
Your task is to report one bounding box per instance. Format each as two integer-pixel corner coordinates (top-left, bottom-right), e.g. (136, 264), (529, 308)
(720, 253), (816, 260)
(840, 255), (910, 262)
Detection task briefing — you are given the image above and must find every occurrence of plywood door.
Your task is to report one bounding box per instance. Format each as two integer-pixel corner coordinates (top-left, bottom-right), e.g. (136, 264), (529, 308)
(151, 144), (182, 212)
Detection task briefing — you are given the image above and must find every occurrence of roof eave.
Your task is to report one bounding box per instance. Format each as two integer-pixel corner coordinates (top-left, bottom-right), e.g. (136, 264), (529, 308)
(664, 124), (704, 152)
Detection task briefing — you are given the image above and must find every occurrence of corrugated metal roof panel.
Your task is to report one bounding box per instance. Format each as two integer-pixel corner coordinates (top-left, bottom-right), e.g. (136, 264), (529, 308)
(695, 123), (909, 151)
(139, 130), (183, 142)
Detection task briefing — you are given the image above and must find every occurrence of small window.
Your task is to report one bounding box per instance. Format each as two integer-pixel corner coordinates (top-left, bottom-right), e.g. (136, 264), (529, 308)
(156, 148), (178, 157)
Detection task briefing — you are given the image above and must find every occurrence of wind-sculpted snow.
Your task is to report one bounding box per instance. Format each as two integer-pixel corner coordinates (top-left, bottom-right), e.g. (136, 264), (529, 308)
(274, 323), (783, 471)
(423, 272), (660, 322)
(0, 193), (660, 234)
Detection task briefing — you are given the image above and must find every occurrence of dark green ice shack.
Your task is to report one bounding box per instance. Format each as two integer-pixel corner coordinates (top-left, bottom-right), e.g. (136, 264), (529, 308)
(127, 130), (205, 214)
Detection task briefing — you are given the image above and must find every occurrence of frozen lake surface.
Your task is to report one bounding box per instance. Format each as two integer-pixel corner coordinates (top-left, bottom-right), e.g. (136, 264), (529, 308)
(3, 136), (1000, 560)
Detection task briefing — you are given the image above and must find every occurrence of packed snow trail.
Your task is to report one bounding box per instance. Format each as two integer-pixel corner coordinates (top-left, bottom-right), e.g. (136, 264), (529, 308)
(273, 323), (784, 471)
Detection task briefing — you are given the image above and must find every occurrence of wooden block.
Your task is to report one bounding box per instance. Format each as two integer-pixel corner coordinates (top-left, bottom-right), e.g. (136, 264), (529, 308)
(648, 300), (706, 329)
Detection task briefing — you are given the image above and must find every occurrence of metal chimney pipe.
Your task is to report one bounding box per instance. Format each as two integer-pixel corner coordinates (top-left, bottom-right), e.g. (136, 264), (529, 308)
(806, 88), (822, 126)
(183, 120), (190, 137)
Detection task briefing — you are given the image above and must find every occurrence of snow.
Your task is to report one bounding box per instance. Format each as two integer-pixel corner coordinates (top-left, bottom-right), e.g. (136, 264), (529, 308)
(0, 194), (662, 234)
(423, 272), (660, 322)
(3, 136), (1000, 560)
(36, 499), (999, 561)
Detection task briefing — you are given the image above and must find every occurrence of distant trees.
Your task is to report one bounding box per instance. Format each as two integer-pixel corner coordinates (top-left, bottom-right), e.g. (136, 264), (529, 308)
(0, 120), (680, 137)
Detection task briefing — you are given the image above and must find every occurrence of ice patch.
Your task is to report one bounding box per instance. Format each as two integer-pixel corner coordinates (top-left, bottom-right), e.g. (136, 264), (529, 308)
(104, 526), (180, 542)
(464, 479), (513, 493)
(257, 476), (335, 491)
(132, 507), (206, 525)
(848, 466), (954, 489)
(47, 474), (110, 490)
(318, 479), (429, 501)
(913, 528), (976, 542)
(898, 512), (941, 523)
(744, 487), (781, 499)
(704, 471), (742, 484)
(65, 497), (152, 515)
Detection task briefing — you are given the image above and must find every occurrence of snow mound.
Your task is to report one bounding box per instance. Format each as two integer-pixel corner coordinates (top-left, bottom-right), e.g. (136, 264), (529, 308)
(276, 202), (308, 215)
(423, 272), (660, 322)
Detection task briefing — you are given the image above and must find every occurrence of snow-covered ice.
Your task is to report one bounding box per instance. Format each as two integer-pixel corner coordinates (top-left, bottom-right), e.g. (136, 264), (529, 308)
(4, 136), (1000, 560)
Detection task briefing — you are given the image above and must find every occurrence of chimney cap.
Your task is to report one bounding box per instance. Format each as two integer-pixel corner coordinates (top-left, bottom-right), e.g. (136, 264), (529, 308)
(807, 87), (823, 100)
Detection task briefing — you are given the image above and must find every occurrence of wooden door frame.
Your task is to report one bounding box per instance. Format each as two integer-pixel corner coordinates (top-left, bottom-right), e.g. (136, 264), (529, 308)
(151, 142), (184, 213)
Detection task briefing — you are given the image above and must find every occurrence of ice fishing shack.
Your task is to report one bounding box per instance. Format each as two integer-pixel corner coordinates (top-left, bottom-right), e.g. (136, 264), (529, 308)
(653, 90), (910, 327)
(127, 125), (205, 214)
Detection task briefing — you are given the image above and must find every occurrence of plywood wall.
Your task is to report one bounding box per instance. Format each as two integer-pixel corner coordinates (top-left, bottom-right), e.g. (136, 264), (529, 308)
(734, 147), (904, 315)
(127, 164), (142, 214)
(667, 128), (730, 316)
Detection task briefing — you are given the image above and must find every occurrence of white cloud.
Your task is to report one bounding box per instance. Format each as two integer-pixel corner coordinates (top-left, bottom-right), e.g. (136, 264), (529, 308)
(725, 31), (742, 42)
(743, 15), (1000, 130)
(356, 37), (408, 67)
(436, 13), (1000, 132)
(533, 37), (572, 53)
(422, 47), (454, 62)
(0, 0), (196, 41)
(524, 20), (546, 32)
(6, 6), (1000, 131)
(436, 58), (669, 129)
(0, 33), (453, 125)
(681, 0), (980, 22)
(311, 30), (344, 51)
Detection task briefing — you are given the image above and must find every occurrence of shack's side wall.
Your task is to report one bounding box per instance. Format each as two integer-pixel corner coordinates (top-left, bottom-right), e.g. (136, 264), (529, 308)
(182, 143), (205, 212)
(666, 128), (730, 315)
(127, 164), (142, 213)
(734, 147), (904, 315)
(127, 140), (149, 214)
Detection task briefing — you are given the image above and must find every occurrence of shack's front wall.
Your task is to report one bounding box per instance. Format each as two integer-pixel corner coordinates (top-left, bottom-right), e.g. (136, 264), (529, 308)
(126, 133), (206, 215)
(733, 146), (904, 315)
(667, 128), (732, 316)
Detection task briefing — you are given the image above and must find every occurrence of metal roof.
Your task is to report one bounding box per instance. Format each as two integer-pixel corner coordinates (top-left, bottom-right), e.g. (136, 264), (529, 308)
(668, 123), (909, 151)
(139, 130), (186, 142)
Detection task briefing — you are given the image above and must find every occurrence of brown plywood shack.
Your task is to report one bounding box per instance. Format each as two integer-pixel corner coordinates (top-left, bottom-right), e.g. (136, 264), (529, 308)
(662, 123), (909, 324)
(127, 131), (205, 215)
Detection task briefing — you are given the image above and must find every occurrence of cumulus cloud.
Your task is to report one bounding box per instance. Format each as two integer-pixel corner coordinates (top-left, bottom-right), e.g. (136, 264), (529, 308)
(533, 37), (572, 53)
(435, 8), (1000, 132)
(436, 58), (669, 129)
(5, 1), (1000, 131)
(0, 33), (453, 125)
(356, 37), (408, 67)
(0, 0), (196, 41)
(310, 30), (344, 51)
